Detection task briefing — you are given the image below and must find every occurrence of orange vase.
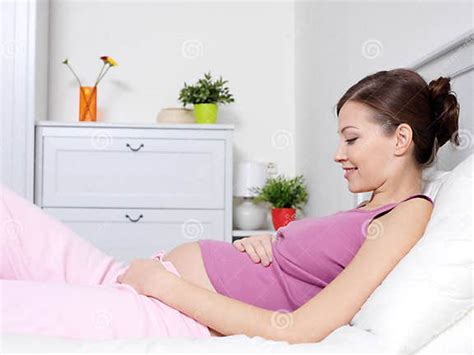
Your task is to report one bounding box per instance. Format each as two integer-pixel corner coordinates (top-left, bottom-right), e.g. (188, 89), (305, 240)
(79, 86), (97, 122)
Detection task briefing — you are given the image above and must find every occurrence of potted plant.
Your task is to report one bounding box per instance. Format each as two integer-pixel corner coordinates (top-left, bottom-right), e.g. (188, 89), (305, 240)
(178, 72), (235, 124)
(250, 175), (309, 230)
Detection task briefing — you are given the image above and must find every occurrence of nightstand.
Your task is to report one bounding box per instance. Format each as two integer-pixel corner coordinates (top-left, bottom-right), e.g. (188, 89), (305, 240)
(34, 120), (234, 262)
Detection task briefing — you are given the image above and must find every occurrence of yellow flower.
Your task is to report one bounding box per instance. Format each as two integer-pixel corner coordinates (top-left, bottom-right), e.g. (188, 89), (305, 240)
(100, 56), (118, 66)
(63, 56), (118, 88)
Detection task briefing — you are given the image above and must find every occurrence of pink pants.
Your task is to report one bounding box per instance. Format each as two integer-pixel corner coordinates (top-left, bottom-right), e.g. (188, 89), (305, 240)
(0, 185), (211, 340)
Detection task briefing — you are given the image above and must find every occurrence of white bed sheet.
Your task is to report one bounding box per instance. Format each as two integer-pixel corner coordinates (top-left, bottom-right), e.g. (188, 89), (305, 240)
(1, 325), (389, 353)
(3, 311), (471, 354)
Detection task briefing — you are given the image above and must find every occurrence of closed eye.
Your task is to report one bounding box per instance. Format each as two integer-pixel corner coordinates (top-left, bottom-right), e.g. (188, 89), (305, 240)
(345, 138), (357, 144)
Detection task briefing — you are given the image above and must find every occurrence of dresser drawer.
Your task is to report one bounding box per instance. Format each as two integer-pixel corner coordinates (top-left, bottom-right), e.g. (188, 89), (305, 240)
(43, 208), (226, 263)
(41, 136), (225, 209)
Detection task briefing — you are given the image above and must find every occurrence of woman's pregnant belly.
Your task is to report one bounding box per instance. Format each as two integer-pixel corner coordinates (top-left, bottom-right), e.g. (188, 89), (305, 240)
(161, 241), (223, 337)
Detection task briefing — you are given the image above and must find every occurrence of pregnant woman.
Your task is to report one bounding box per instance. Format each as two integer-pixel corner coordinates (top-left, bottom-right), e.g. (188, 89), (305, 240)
(1, 68), (460, 343)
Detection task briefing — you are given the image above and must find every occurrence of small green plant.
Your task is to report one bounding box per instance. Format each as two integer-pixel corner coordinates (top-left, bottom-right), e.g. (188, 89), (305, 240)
(178, 72), (235, 106)
(250, 175), (309, 211)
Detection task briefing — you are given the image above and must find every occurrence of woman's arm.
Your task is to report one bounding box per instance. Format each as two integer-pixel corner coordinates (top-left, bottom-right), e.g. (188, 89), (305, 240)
(144, 197), (432, 344)
(144, 270), (300, 343)
(289, 197), (433, 342)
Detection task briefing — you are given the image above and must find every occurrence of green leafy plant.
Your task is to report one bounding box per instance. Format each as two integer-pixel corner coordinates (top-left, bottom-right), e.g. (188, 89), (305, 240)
(250, 175), (309, 211)
(178, 72), (235, 106)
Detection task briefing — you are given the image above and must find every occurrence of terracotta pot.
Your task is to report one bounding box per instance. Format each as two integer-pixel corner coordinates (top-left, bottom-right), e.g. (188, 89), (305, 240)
(271, 208), (296, 230)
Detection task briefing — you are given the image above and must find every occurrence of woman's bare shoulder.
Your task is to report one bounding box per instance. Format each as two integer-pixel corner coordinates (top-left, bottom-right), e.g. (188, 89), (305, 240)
(378, 196), (433, 229)
(395, 196), (433, 214)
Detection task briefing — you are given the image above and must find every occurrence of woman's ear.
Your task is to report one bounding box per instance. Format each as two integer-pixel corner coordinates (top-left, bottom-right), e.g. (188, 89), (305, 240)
(394, 123), (414, 156)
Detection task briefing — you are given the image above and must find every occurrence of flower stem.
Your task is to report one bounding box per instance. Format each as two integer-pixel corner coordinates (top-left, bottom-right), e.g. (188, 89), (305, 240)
(65, 63), (83, 87)
(94, 63), (107, 87)
(95, 65), (111, 87)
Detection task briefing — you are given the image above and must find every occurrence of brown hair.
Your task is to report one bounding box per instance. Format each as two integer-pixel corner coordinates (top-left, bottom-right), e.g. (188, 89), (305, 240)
(336, 68), (460, 168)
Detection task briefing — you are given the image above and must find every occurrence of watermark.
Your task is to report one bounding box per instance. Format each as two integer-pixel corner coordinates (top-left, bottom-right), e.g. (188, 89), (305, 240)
(280, 213), (294, 228)
(90, 129), (113, 150)
(95, 221), (110, 235)
(450, 308), (471, 326)
(0, 39), (26, 58)
(2, 219), (23, 243)
(460, 213), (472, 229)
(270, 309), (293, 330)
(271, 129), (293, 150)
(361, 219), (384, 240)
(94, 310), (111, 330)
(181, 218), (204, 240)
(361, 39), (383, 60)
(181, 39), (204, 59)
(453, 129), (473, 151)
(440, 34), (473, 73)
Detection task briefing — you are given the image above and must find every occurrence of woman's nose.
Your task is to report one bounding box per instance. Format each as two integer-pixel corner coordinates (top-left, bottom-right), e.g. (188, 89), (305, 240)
(333, 145), (346, 163)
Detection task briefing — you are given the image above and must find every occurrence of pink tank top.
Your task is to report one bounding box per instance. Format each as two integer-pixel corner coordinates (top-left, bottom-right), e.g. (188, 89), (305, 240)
(198, 194), (434, 312)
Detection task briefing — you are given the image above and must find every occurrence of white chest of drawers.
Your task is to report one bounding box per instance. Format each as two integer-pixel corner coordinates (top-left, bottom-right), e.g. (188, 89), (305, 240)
(34, 121), (234, 262)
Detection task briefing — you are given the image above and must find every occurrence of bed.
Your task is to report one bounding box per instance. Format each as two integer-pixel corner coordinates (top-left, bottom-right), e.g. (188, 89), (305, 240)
(2, 31), (473, 354)
(1, 152), (472, 354)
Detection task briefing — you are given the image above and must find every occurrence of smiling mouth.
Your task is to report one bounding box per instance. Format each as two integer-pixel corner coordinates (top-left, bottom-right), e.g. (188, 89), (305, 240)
(344, 167), (358, 178)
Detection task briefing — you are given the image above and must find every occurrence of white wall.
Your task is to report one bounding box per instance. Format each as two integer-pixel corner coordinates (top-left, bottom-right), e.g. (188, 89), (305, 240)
(35, 0), (49, 133)
(5, 0), (471, 215)
(0, 0), (42, 200)
(295, 0), (473, 218)
(47, 0), (296, 178)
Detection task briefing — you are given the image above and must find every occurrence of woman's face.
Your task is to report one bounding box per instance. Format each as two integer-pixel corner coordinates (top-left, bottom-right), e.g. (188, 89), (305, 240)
(334, 100), (397, 193)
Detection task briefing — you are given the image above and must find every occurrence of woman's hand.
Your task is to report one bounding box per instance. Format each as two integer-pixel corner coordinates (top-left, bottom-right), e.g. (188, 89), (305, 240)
(116, 258), (168, 295)
(232, 234), (276, 267)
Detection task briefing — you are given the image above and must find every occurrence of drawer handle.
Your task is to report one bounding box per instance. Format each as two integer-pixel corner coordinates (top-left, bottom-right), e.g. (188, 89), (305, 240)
(126, 143), (144, 152)
(125, 214), (143, 222)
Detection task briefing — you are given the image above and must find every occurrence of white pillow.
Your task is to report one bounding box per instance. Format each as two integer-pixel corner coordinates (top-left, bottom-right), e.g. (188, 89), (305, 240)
(350, 153), (473, 354)
(421, 167), (451, 200)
